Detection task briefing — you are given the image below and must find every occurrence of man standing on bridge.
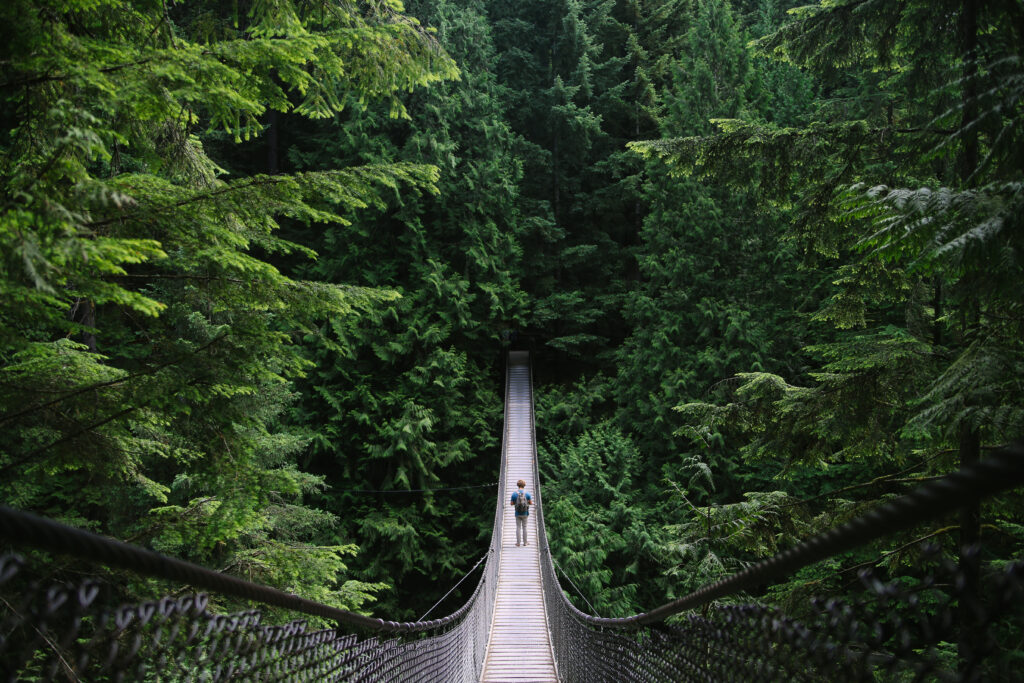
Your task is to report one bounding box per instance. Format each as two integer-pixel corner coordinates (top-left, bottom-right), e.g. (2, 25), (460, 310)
(511, 479), (533, 546)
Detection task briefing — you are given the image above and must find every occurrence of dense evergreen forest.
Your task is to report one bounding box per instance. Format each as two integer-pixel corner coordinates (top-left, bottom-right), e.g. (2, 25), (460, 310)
(2, 0), (1022, 634)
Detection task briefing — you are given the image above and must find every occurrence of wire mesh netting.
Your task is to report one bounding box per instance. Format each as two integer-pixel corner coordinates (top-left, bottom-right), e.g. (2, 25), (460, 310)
(539, 544), (1024, 682)
(0, 478), (501, 683)
(2, 354), (1023, 682)
(0, 363), (512, 683)
(524, 362), (1024, 682)
(0, 548), (499, 682)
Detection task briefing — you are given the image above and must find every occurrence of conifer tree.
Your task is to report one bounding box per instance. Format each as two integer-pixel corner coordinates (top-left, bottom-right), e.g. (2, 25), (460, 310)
(274, 0), (527, 617)
(0, 0), (456, 609)
(616, 0), (817, 494)
(490, 0), (630, 368)
(540, 421), (658, 615)
(634, 0), (1024, 623)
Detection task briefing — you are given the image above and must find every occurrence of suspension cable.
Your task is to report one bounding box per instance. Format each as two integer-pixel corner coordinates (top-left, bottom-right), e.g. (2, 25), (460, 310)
(0, 504), (474, 634)
(549, 552), (601, 617)
(564, 441), (1024, 628)
(3, 440), (1022, 635)
(418, 551), (490, 621)
(337, 482), (498, 494)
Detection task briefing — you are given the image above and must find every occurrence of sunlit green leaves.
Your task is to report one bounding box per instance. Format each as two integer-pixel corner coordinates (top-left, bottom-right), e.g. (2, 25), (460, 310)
(0, 0), (458, 611)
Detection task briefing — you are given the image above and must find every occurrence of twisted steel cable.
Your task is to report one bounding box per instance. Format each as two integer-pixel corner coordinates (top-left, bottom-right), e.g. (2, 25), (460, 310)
(2, 346), (1023, 681)
(0, 356), (516, 681)
(531, 434), (1024, 681)
(0, 503), (484, 633)
(558, 441), (1024, 628)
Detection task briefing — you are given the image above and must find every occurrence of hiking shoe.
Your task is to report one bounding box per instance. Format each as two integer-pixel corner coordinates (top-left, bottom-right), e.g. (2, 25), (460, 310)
(515, 543), (520, 546)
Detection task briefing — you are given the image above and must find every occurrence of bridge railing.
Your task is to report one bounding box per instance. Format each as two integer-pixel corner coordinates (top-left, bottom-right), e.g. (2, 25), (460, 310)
(4, 350), (1024, 682)
(0, 357), (514, 683)
(528, 351), (1024, 682)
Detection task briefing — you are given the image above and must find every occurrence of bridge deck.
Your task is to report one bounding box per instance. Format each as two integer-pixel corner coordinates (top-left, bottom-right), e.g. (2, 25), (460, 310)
(480, 353), (558, 682)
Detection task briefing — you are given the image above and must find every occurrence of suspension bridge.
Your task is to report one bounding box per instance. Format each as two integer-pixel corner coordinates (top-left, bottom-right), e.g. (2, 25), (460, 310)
(2, 351), (1023, 681)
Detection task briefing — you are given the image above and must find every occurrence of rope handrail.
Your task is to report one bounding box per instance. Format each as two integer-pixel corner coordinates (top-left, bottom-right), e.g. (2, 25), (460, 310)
(0, 354), (516, 681)
(0, 503), (483, 634)
(2, 350), (1023, 681)
(527, 341), (1024, 679)
(0, 360), (516, 679)
(552, 441), (1024, 628)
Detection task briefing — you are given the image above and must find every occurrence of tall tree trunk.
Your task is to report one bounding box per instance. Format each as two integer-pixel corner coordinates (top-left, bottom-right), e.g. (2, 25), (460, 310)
(550, 27), (561, 249)
(553, 131), (560, 229)
(267, 109), (279, 175)
(958, 425), (981, 677)
(958, 0), (980, 183)
(956, 1), (981, 676)
(68, 297), (97, 351)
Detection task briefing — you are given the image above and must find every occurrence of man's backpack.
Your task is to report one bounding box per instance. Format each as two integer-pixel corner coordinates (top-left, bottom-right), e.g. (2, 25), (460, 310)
(514, 490), (529, 514)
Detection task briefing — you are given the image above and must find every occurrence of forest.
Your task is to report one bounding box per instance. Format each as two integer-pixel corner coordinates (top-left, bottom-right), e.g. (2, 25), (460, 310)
(1, 0), (1022, 640)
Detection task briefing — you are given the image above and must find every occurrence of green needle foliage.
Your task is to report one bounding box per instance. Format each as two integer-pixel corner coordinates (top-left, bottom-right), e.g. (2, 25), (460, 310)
(271, 0), (525, 618)
(634, 0), (1024, 611)
(0, 0), (456, 611)
(1, 0), (1020, 651)
(540, 421), (657, 617)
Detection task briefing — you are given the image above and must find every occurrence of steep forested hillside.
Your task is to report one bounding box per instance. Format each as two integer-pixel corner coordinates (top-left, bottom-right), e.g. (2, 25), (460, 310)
(0, 0), (459, 615)
(540, 0), (1024, 617)
(2, 0), (1022, 627)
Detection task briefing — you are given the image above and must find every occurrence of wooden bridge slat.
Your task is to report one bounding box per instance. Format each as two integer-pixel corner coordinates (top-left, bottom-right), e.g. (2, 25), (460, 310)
(481, 356), (558, 682)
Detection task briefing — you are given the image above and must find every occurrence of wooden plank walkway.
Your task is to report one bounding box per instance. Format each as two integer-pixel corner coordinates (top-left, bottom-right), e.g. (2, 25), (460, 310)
(480, 352), (558, 682)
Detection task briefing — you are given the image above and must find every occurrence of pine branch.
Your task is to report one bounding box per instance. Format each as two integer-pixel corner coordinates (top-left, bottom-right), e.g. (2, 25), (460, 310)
(83, 176), (295, 230)
(839, 525), (959, 583)
(0, 405), (137, 476)
(892, 127), (957, 135)
(112, 273), (248, 284)
(124, 497), (217, 543)
(782, 451), (951, 509)
(0, 333), (228, 426)
(0, 58), (157, 89)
